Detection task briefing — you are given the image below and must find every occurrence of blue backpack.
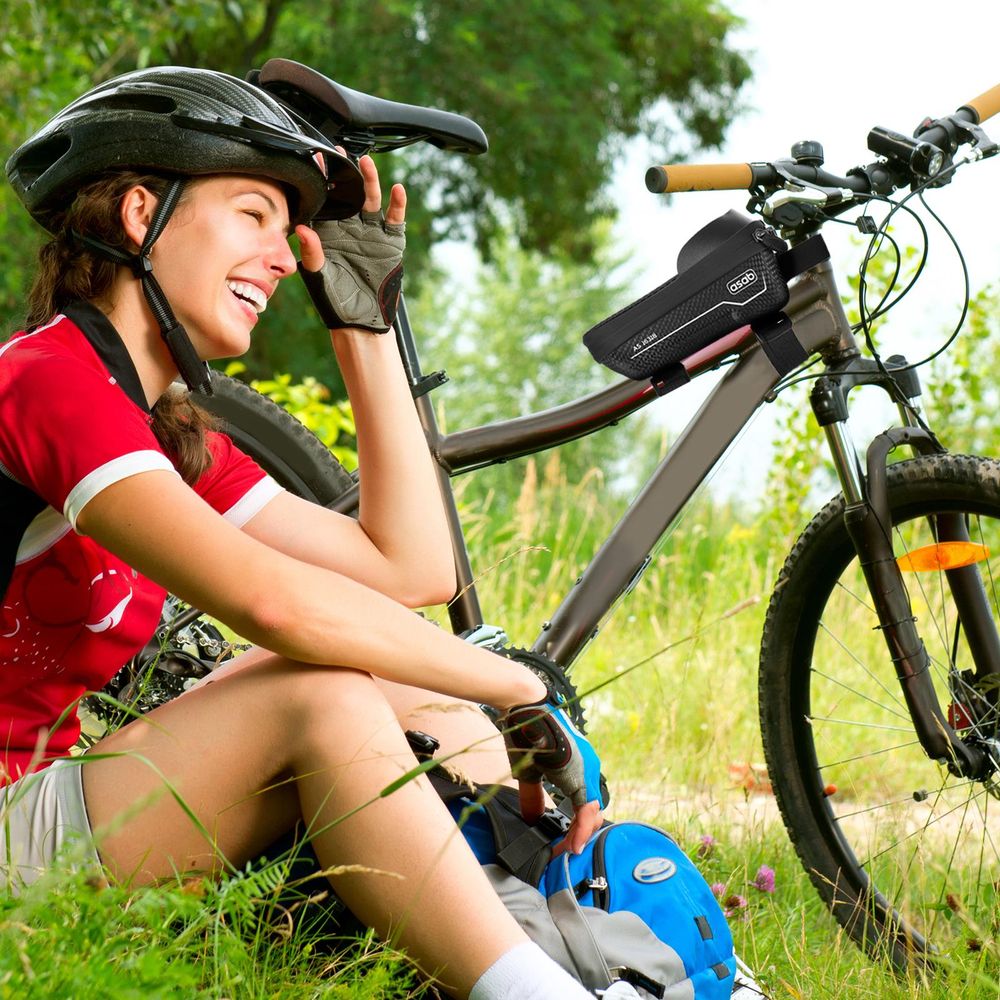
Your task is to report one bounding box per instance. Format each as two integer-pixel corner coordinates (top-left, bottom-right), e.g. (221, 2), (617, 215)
(435, 777), (737, 999)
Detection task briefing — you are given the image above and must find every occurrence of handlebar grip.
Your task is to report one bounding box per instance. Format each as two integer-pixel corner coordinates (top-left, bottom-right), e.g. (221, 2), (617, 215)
(960, 83), (1000, 124)
(645, 162), (753, 193)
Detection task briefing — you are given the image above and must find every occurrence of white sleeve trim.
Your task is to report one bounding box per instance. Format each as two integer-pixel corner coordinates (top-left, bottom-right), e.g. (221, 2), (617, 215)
(63, 451), (179, 530)
(221, 475), (284, 527)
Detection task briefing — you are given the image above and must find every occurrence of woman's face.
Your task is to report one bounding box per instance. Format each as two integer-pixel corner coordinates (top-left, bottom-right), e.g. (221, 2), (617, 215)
(146, 175), (297, 360)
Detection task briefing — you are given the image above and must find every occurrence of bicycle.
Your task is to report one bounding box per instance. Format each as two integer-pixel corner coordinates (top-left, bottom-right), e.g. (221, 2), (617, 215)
(93, 61), (1000, 970)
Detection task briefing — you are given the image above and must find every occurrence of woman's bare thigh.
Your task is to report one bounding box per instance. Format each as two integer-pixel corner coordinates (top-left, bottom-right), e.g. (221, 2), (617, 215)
(82, 654), (373, 884)
(371, 677), (513, 786)
(192, 646), (514, 786)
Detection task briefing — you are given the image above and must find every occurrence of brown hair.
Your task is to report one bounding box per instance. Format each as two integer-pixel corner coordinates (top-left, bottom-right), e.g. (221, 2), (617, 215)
(25, 172), (217, 484)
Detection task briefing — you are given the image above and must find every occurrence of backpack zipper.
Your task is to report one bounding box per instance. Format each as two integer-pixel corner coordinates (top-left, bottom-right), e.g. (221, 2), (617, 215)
(590, 827), (611, 909)
(573, 875), (608, 900)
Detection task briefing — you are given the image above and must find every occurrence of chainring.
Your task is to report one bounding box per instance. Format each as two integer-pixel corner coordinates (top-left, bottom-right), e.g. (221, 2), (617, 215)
(496, 646), (587, 732)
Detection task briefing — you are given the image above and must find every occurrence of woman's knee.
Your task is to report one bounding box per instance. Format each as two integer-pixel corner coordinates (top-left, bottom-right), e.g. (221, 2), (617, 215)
(208, 654), (404, 759)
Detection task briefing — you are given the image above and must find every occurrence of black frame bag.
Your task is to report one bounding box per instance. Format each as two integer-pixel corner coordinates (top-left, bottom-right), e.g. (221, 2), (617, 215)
(583, 210), (828, 393)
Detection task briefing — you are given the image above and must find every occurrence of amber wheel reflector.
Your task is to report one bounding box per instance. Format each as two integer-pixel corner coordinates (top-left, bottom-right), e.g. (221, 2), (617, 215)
(897, 541), (990, 572)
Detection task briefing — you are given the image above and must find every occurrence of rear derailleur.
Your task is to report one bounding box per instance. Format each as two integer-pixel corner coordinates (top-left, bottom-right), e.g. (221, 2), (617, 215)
(83, 595), (248, 729)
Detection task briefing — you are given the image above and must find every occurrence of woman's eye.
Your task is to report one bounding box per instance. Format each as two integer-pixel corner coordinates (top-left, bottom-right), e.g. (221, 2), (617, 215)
(244, 210), (264, 223)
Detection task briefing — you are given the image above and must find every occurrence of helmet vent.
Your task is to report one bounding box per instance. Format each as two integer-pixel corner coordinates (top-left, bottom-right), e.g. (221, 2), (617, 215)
(95, 93), (177, 115)
(12, 134), (71, 187)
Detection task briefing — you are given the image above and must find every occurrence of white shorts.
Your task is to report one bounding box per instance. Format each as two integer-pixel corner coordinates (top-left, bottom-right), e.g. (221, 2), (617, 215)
(0, 757), (102, 892)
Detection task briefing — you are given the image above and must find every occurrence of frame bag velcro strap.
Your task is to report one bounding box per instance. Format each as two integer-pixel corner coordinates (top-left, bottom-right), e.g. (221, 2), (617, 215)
(582, 209), (828, 389)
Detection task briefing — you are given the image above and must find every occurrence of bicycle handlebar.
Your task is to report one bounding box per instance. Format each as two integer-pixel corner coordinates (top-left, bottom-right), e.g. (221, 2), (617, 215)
(645, 160), (875, 196)
(645, 83), (1000, 201)
(963, 82), (1000, 123)
(645, 162), (753, 193)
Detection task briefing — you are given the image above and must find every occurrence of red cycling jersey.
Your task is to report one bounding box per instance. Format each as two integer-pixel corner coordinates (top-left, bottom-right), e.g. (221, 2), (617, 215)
(0, 303), (282, 781)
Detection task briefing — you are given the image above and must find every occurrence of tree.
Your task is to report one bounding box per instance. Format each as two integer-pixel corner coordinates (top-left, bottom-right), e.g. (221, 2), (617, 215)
(0, 0), (750, 383)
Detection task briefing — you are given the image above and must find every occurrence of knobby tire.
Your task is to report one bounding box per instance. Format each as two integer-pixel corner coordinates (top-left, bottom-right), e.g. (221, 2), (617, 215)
(192, 372), (354, 504)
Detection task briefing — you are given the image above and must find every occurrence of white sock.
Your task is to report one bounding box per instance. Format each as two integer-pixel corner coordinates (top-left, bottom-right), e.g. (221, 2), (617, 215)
(469, 941), (593, 1000)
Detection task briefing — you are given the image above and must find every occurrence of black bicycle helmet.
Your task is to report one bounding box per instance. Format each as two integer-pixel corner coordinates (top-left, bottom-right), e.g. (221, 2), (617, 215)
(6, 65), (365, 230)
(6, 66), (367, 395)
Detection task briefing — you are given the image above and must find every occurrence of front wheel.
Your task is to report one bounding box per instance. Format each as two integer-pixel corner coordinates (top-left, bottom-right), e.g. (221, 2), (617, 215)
(760, 453), (1000, 967)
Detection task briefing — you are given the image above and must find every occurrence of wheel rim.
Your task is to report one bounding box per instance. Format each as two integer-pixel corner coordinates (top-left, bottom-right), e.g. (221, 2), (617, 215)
(792, 494), (1000, 959)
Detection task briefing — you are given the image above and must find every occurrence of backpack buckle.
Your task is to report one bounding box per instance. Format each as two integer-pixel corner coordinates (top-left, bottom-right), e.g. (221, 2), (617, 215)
(537, 807), (573, 837)
(609, 967), (666, 999)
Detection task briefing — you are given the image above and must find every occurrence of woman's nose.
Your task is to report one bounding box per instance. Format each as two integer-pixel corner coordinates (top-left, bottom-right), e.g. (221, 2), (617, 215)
(267, 232), (298, 278)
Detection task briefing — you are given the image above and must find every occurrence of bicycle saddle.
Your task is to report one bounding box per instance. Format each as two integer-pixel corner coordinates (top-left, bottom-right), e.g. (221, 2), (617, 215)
(253, 58), (489, 156)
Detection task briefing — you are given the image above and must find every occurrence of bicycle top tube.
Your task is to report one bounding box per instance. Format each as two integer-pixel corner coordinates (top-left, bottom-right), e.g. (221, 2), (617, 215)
(422, 82), (1000, 475)
(430, 267), (832, 475)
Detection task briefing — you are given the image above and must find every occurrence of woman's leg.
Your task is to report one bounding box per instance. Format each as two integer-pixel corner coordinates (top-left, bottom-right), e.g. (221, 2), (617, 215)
(372, 677), (514, 786)
(195, 645), (516, 785)
(82, 654), (526, 998)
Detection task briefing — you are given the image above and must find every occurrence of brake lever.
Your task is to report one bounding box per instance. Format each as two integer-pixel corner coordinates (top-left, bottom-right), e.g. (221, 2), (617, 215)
(759, 177), (855, 229)
(958, 119), (999, 159)
(763, 183), (854, 213)
(915, 113), (999, 164)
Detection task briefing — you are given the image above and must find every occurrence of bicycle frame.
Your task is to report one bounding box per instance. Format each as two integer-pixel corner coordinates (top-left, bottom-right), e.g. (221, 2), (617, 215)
(321, 243), (1000, 779)
(334, 261), (857, 663)
(330, 254), (1000, 776)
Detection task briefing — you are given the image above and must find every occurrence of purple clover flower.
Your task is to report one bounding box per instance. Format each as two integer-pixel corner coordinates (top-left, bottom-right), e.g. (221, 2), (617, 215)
(696, 834), (716, 859)
(753, 864), (776, 893)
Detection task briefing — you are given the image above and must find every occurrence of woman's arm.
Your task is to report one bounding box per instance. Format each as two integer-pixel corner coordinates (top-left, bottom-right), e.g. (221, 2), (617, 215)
(77, 469), (538, 710)
(237, 326), (456, 608)
(241, 156), (456, 607)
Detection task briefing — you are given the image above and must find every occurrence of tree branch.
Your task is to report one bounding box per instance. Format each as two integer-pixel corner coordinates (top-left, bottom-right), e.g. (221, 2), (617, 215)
(244, 0), (286, 66)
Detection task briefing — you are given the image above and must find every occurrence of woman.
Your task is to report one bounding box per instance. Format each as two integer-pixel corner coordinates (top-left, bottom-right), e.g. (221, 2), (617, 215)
(0, 66), (607, 1000)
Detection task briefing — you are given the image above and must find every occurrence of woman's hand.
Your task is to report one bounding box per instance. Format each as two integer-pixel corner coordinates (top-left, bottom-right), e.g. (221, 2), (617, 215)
(296, 154), (407, 333)
(499, 694), (606, 855)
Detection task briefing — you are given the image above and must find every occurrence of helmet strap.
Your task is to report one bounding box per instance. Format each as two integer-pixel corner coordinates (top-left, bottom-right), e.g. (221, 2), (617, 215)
(72, 176), (213, 396)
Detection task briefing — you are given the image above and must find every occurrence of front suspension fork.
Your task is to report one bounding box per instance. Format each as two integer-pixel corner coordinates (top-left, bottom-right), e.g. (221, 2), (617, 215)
(844, 426), (987, 777)
(815, 359), (992, 778)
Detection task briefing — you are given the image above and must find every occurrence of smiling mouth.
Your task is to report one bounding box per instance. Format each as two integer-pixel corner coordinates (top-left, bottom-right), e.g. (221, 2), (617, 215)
(226, 280), (267, 314)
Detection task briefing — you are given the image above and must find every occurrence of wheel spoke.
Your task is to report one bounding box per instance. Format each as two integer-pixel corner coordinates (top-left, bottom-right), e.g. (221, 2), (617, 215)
(831, 577), (878, 616)
(815, 623), (908, 717)
(809, 715), (916, 734)
(861, 783), (988, 865)
(833, 790), (937, 821)
(817, 738), (922, 769)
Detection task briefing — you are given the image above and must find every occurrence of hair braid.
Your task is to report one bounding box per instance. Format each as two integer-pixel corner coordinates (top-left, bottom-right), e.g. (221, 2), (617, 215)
(25, 172), (217, 484)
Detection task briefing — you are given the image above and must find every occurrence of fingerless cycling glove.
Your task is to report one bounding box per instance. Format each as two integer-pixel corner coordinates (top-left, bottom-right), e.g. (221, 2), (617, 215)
(299, 210), (404, 333)
(500, 692), (605, 810)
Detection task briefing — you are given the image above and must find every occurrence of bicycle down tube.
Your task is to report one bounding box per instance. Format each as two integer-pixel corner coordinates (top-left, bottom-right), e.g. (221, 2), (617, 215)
(389, 260), (851, 665)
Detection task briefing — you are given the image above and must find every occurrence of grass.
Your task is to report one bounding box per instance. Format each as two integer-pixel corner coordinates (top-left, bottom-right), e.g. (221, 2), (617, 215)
(0, 859), (429, 998)
(450, 453), (1000, 998)
(6, 452), (1000, 997)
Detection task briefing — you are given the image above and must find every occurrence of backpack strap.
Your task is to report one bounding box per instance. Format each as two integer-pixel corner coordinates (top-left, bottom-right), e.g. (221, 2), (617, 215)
(427, 769), (571, 885)
(491, 794), (571, 885)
